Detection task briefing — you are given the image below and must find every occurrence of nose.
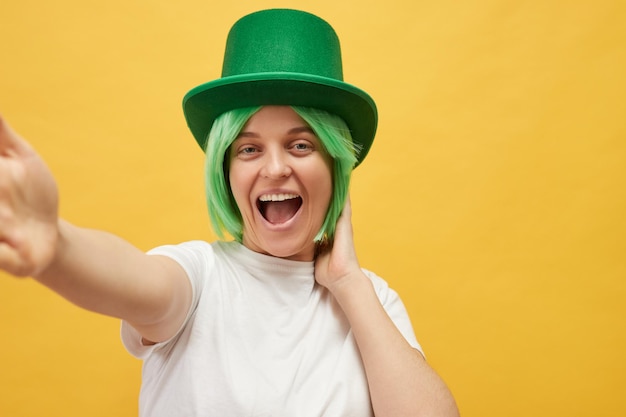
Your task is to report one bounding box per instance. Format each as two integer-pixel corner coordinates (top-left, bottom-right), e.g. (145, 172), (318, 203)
(260, 148), (292, 179)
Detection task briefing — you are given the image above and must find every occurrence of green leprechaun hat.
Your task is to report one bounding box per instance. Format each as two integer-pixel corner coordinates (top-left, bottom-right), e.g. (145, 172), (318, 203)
(182, 8), (378, 166)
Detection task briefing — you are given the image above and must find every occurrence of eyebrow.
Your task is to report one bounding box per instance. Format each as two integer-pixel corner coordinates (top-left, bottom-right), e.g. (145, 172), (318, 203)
(236, 126), (315, 138)
(288, 126), (315, 135)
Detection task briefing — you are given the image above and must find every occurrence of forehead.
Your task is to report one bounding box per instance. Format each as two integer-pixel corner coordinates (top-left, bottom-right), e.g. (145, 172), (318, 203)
(230, 106), (332, 163)
(239, 106), (312, 136)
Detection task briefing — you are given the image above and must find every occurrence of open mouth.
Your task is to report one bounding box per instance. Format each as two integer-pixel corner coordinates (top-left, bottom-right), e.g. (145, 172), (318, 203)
(257, 193), (303, 225)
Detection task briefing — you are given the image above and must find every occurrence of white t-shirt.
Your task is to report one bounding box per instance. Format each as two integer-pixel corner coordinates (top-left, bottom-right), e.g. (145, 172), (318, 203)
(122, 240), (421, 417)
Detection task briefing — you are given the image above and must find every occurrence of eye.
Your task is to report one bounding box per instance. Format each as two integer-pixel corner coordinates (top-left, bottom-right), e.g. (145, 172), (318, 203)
(290, 141), (314, 154)
(233, 144), (262, 160)
(240, 146), (258, 154)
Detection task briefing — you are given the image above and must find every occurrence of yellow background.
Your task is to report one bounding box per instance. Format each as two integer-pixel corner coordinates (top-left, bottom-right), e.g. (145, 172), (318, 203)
(1, 1), (624, 416)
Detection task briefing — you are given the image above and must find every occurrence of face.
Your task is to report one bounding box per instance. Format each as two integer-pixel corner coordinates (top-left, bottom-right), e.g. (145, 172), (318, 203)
(229, 106), (333, 261)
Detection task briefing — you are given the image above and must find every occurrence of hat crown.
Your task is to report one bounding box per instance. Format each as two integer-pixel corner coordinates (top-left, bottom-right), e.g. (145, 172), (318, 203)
(183, 9), (377, 166)
(222, 9), (344, 80)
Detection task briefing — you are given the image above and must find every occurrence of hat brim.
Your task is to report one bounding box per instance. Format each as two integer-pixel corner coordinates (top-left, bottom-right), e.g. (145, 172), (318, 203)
(182, 72), (378, 166)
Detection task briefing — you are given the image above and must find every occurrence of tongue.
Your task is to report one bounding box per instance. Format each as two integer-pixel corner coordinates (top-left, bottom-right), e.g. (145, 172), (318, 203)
(264, 199), (300, 224)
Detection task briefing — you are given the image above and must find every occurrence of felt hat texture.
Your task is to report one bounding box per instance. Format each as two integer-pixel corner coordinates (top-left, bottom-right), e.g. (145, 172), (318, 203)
(182, 8), (378, 166)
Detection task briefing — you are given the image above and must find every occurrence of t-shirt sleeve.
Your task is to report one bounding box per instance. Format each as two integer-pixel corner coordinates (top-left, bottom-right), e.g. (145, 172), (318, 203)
(362, 269), (424, 356)
(120, 240), (214, 359)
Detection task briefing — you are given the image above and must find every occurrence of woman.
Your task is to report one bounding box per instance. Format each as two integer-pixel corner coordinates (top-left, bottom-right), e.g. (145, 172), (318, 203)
(0, 9), (459, 417)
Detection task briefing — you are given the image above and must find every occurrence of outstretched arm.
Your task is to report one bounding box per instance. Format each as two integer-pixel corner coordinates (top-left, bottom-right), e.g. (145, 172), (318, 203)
(315, 198), (459, 417)
(0, 116), (59, 277)
(0, 116), (191, 343)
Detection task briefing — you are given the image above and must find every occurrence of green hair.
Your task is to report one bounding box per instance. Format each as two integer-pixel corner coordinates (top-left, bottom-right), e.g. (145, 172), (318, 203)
(204, 106), (359, 243)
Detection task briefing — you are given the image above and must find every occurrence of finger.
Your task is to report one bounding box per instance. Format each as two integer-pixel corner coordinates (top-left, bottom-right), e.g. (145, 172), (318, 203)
(0, 152), (21, 202)
(0, 256), (34, 278)
(0, 115), (32, 156)
(334, 196), (354, 241)
(0, 241), (27, 277)
(0, 219), (41, 277)
(328, 197), (357, 264)
(343, 195), (352, 217)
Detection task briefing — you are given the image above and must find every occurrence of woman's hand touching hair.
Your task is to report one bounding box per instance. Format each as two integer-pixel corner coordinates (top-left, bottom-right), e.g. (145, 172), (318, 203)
(314, 197), (364, 292)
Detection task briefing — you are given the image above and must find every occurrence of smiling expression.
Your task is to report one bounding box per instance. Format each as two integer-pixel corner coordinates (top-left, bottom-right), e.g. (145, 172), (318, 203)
(228, 106), (333, 261)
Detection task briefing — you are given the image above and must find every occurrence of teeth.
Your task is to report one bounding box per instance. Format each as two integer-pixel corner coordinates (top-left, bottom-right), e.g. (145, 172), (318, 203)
(259, 193), (300, 202)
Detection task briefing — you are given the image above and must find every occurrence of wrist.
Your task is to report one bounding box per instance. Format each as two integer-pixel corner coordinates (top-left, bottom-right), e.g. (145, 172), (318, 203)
(32, 219), (65, 281)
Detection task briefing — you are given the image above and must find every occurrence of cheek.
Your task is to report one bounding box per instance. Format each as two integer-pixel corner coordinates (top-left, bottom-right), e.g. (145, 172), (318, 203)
(230, 189), (246, 212)
(228, 168), (250, 211)
(310, 167), (333, 207)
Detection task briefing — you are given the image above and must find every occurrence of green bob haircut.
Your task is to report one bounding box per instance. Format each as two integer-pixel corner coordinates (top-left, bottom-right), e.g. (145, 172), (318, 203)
(204, 106), (360, 243)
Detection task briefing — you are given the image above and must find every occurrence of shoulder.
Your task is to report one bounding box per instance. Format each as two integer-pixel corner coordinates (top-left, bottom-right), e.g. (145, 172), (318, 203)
(147, 240), (224, 283)
(148, 240), (215, 255)
(147, 240), (220, 262)
(361, 268), (423, 353)
(146, 240), (244, 277)
(361, 268), (396, 302)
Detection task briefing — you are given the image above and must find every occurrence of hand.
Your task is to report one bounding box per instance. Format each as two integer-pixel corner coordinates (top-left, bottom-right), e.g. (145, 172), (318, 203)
(0, 116), (59, 277)
(314, 197), (365, 291)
